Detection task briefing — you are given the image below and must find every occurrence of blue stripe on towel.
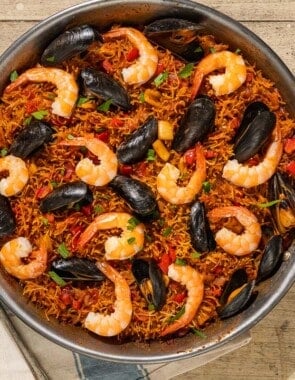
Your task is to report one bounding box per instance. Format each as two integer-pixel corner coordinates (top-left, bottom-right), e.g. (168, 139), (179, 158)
(74, 353), (149, 380)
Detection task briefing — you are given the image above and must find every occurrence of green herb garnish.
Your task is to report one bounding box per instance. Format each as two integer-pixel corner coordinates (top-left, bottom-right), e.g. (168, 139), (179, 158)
(175, 258), (187, 266)
(97, 99), (112, 112)
(235, 48), (242, 54)
(178, 63), (194, 79)
(40, 217), (49, 226)
(162, 226), (173, 237)
(77, 97), (90, 107)
(148, 303), (155, 311)
(153, 71), (168, 87)
(9, 70), (19, 82)
(257, 199), (281, 208)
(168, 306), (185, 323)
(46, 56), (55, 63)
(57, 242), (70, 259)
(48, 271), (67, 287)
(127, 217), (140, 231)
(31, 110), (48, 120)
(94, 205), (104, 214)
(194, 46), (203, 53)
(50, 181), (59, 188)
(191, 328), (207, 338)
(23, 116), (32, 126)
(209, 47), (216, 54)
(202, 181), (211, 193)
(0, 148), (8, 157)
(127, 237), (136, 245)
(67, 134), (74, 140)
(139, 92), (145, 103)
(191, 251), (201, 259)
(146, 149), (156, 162)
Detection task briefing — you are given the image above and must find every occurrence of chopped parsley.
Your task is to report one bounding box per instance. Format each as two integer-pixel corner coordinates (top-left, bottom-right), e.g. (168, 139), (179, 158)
(153, 71), (168, 87)
(23, 116), (32, 126)
(127, 237), (136, 245)
(168, 306), (185, 323)
(146, 149), (156, 162)
(46, 56), (55, 63)
(202, 181), (211, 193)
(162, 226), (173, 237)
(127, 217), (140, 231)
(191, 328), (207, 338)
(31, 110), (48, 120)
(48, 271), (67, 287)
(257, 199), (281, 208)
(9, 70), (19, 82)
(209, 47), (216, 54)
(57, 242), (70, 259)
(178, 63), (194, 79)
(191, 251), (201, 259)
(94, 205), (104, 214)
(97, 99), (112, 112)
(0, 148), (8, 157)
(77, 96), (90, 107)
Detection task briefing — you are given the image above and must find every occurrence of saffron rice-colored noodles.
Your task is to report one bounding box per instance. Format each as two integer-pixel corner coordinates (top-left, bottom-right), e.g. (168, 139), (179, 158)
(0, 28), (294, 342)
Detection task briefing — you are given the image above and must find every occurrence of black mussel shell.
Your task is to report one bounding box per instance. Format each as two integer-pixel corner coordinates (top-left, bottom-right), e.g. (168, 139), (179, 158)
(80, 67), (131, 111)
(9, 120), (55, 159)
(144, 18), (204, 62)
(0, 195), (16, 237)
(172, 96), (215, 153)
(132, 258), (166, 310)
(110, 175), (158, 220)
(41, 25), (101, 66)
(40, 181), (93, 213)
(268, 173), (295, 234)
(233, 109), (276, 163)
(116, 115), (158, 164)
(218, 268), (255, 319)
(189, 201), (216, 252)
(257, 235), (283, 283)
(51, 257), (104, 281)
(233, 101), (269, 145)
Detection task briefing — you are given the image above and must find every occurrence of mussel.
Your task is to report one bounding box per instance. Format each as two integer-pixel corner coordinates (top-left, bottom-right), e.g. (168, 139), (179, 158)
(233, 102), (276, 163)
(109, 175), (158, 220)
(116, 116), (158, 164)
(0, 195), (16, 237)
(41, 25), (101, 66)
(144, 18), (204, 62)
(9, 120), (55, 159)
(218, 268), (255, 319)
(256, 235), (283, 283)
(51, 257), (104, 281)
(132, 258), (167, 310)
(40, 181), (93, 213)
(80, 68), (131, 111)
(172, 96), (215, 153)
(268, 172), (295, 234)
(189, 201), (215, 252)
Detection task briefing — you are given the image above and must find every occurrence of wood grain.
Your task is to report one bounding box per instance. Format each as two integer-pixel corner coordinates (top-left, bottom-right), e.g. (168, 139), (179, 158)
(0, 1), (294, 379)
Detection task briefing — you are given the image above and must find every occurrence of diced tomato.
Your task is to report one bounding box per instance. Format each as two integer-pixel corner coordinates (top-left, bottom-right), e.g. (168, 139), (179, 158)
(81, 204), (93, 216)
(35, 186), (51, 199)
(126, 47), (139, 62)
(158, 253), (171, 274)
(60, 290), (72, 306)
(72, 299), (82, 310)
(45, 213), (55, 223)
(25, 100), (39, 114)
(95, 130), (109, 143)
(135, 161), (148, 177)
(155, 63), (165, 76)
(184, 148), (196, 166)
(110, 118), (124, 128)
(285, 161), (295, 176)
(102, 59), (113, 73)
(70, 225), (83, 236)
(204, 150), (218, 159)
(168, 246), (176, 262)
(64, 163), (75, 180)
(284, 138), (295, 154)
(247, 156), (259, 167)
(172, 292), (186, 303)
(119, 164), (133, 176)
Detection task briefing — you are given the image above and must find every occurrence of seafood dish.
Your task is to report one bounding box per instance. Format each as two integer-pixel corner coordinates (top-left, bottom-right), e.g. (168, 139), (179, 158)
(0, 17), (294, 343)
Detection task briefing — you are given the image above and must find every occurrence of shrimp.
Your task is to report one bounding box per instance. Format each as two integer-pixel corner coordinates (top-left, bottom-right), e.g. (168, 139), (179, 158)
(77, 212), (145, 260)
(222, 126), (283, 188)
(0, 237), (47, 280)
(103, 27), (158, 85)
(208, 206), (262, 256)
(161, 264), (204, 337)
(5, 67), (78, 118)
(191, 51), (247, 99)
(84, 261), (132, 337)
(59, 137), (118, 186)
(0, 155), (29, 196)
(157, 144), (206, 204)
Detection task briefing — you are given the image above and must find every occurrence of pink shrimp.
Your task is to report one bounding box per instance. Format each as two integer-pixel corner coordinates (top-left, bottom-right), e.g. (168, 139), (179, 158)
(0, 155), (29, 196)
(161, 264), (204, 337)
(84, 261), (132, 337)
(103, 27), (158, 85)
(5, 67), (78, 117)
(208, 206), (262, 256)
(191, 50), (247, 99)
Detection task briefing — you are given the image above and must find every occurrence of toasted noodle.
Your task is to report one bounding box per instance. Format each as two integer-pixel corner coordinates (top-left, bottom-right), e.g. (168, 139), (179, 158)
(0, 29), (294, 342)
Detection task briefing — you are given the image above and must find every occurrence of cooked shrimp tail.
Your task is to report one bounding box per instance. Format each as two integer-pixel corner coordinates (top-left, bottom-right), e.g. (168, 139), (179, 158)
(77, 212), (145, 260)
(0, 155), (29, 197)
(161, 264), (204, 336)
(84, 261), (132, 337)
(0, 237), (47, 280)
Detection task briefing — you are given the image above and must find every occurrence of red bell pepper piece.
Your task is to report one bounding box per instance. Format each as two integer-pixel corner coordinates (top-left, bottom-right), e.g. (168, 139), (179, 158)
(119, 164), (133, 176)
(126, 47), (139, 62)
(284, 138), (295, 154)
(158, 253), (171, 274)
(95, 130), (109, 143)
(285, 161), (295, 176)
(184, 148), (196, 166)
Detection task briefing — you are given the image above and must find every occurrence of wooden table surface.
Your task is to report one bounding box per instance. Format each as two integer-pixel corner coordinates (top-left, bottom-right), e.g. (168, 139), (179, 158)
(0, 1), (294, 379)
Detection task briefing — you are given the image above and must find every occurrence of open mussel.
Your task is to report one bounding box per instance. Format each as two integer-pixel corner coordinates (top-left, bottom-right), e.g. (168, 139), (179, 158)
(172, 96), (215, 153)
(233, 102), (276, 163)
(9, 120), (55, 159)
(41, 25), (101, 66)
(109, 175), (158, 220)
(80, 68), (131, 111)
(51, 257), (104, 281)
(40, 181), (93, 213)
(257, 235), (283, 283)
(132, 258), (167, 310)
(189, 201), (215, 252)
(268, 172), (295, 234)
(218, 268), (255, 319)
(144, 18), (204, 62)
(0, 195), (16, 237)
(116, 116), (158, 164)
